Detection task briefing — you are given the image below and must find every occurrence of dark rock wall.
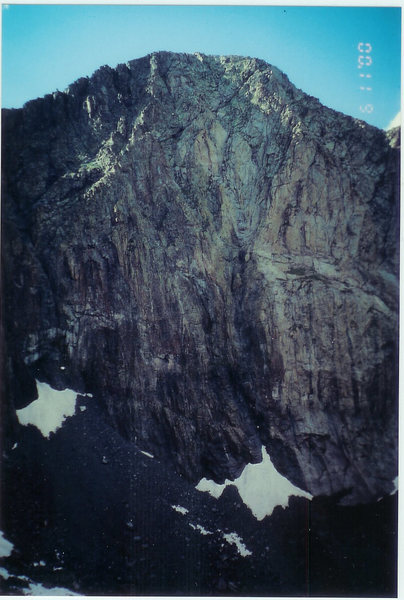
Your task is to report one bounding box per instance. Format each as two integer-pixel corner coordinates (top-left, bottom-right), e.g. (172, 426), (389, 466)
(2, 51), (399, 503)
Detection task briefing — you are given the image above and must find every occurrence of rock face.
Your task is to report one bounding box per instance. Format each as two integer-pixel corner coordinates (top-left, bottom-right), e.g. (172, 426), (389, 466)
(2, 51), (399, 504)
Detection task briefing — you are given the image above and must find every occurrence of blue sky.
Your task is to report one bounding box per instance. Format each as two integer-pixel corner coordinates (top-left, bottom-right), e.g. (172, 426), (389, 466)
(1, 4), (401, 129)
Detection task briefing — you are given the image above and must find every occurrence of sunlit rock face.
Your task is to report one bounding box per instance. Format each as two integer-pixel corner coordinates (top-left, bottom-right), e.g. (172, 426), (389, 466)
(2, 51), (399, 504)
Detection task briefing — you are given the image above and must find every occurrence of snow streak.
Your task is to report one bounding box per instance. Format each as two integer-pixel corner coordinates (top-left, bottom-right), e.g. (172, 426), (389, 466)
(140, 450), (154, 459)
(171, 505), (189, 515)
(222, 531), (252, 557)
(189, 523), (213, 535)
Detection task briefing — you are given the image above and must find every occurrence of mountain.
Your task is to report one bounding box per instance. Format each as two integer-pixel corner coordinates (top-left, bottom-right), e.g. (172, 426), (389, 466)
(1, 51), (399, 595)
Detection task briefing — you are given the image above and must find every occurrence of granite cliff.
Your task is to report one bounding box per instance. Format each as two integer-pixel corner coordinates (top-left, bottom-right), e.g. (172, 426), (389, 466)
(2, 51), (399, 506)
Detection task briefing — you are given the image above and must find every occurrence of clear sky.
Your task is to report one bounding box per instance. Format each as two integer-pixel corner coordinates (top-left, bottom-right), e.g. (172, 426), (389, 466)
(1, 4), (401, 130)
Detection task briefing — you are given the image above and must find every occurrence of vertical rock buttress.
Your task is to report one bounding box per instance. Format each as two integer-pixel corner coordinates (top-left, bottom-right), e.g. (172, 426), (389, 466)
(2, 52), (399, 504)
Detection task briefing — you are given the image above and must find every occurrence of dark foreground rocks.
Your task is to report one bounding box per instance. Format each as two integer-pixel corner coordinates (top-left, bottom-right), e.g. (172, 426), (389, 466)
(0, 396), (398, 596)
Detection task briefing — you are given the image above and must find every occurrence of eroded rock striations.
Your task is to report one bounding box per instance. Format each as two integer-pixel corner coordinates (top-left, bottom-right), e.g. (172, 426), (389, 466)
(2, 51), (399, 504)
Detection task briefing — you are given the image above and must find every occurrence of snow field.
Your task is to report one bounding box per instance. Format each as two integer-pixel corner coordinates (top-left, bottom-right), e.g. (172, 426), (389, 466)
(16, 380), (92, 438)
(196, 446), (312, 520)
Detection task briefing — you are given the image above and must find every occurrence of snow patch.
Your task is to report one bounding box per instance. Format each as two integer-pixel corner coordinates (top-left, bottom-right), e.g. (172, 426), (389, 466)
(0, 531), (14, 557)
(0, 566), (75, 595)
(390, 476), (398, 495)
(196, 446), (312, 520)
(12, 443), (18, 450)
(16, 380), (78, 438)
(189, 523), (213, 535)
(60, 366), (66, 370)
(140, 450), (154, 459)
(79, 406), (87, 412)
(171, 505), (189, 515)
(23, 582), (78, 595)
(55, 549), (64, 563)
(0, 567), (11, 579)
(222, 532), (252, 557)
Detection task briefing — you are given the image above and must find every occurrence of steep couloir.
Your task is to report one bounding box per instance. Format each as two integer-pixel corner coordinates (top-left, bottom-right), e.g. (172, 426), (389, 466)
(2, 51), (399, 504)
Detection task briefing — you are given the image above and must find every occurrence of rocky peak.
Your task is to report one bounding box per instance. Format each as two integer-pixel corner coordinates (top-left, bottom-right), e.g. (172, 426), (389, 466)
(2, 51), (399, 505)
